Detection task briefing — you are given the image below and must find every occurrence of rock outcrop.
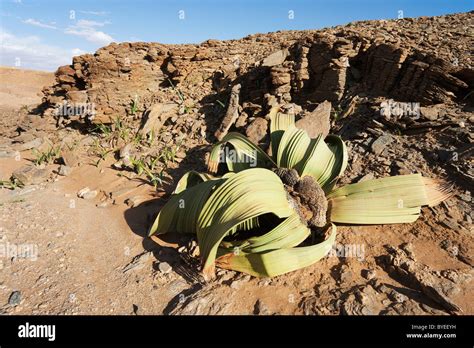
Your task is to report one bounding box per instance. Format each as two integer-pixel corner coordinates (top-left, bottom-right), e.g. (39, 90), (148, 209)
(41, 12), (473, 132)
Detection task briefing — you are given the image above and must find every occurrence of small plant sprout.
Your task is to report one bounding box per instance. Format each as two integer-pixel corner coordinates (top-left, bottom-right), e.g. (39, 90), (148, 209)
(216, 100), (226, 109)
(130, 95), (139, 116)
(32, 145), (61, 165)
(90, 138), (113, 167)
(0, 178), (22, 190)
(131, 155), (165, 189)
(167, 78), (185, 104)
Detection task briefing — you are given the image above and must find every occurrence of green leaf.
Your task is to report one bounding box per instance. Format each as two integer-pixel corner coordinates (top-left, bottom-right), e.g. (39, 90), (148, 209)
(174, 170), (216, 194)
(269, 107), (295, 159)
(208, 133), (275, 173)
(197, 168), (293, 278)
(219, 213), (310, 254)
(148, 175), (226, 236)
(298, 134), (347, 191)
(216, 223), (336, 278)
(276, 125), (312, 172)
(328, 174), (452, 224)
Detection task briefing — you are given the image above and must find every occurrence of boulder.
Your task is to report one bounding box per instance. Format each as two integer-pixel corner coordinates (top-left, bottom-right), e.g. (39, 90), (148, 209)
(245, 117), (268, 144)
(139, 103), (178, 135)
(295, 100), (332, 138)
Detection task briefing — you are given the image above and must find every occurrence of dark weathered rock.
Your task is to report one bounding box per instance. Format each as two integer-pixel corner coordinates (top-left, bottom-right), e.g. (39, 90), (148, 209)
(214, 84), (241, 141)
(40, 13), (472, 128)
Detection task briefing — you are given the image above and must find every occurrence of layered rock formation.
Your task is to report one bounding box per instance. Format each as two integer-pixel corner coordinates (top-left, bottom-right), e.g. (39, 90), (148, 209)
(41, 12), (473, 127)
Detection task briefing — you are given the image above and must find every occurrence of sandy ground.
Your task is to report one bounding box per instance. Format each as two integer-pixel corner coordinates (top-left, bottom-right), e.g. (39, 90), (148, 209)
(0, 67), (55, 109)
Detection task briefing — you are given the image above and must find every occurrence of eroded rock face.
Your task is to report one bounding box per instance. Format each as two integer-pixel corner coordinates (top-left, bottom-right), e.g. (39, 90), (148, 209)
(41, 12), (472, 129)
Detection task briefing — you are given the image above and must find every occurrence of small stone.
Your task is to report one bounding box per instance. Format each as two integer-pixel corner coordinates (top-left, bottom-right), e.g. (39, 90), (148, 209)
(388, 290), (408, 303)
(77, 187), (97, 200)
(58, 165), (72, 176)
(123, 252), (152, 273)
(420, 106), (439, 121)
(119, 144), (132, 160)
(61, 149), (79, 167)
(438, 150), (456, 163)
(0, 148), (20, 159)
(362, 269), (376, 280)
(12, 137), (43, 151)
(254, 299), (271, 315)
(82, 190), (98, 200)
(12, 165), (49, 186)
(158, 262), (172, 274)
(339, 265), (352, 284)
(8, 291), (21, 306)
(77, 187), (90, 197)
(458, 191), (471, 202)
(441, 218), (461, 232)
(112, 161), (124, 169)
(125, 195), (148, 208)
(140, 103), (178, 135)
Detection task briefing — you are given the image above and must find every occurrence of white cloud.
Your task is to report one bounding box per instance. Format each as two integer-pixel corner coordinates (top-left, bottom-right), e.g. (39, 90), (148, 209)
(65, 19), (114, 46)
(0, 28), (88, 71)
(72, 48), (86, 56)
(22, 18), (57, 30)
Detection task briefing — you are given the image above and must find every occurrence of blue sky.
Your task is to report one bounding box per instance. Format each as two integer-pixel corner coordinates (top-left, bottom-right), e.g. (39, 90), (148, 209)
(0, 0), (472, 71)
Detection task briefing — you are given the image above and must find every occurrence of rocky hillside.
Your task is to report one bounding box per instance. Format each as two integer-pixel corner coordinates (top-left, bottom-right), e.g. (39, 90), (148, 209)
(42, 12), (473, 125)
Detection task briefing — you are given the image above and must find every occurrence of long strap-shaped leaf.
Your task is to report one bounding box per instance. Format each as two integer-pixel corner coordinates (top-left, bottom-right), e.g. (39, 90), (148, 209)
(276, 125), (312, 172)
(215, 223), (337, 277)
(300, 134), (348, 191)
(174, 170), (216, 194)
(148, 174), (227, 236)
(196, 168), (293, 279)
(269, 113), (347, 190)
(208, 132), (275, 173)
(328, 174), (452, 224)
(269, 107), (295, 159)
(219, 213), (310, 253)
